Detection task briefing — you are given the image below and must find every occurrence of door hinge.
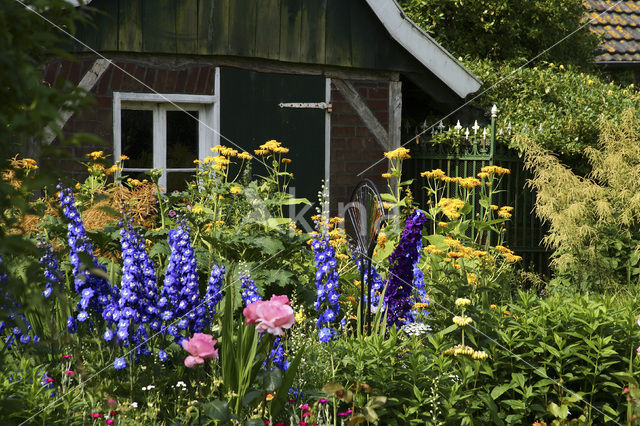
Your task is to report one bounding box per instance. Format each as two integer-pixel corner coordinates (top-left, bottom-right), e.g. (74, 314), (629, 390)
(279, 102), (332, 113)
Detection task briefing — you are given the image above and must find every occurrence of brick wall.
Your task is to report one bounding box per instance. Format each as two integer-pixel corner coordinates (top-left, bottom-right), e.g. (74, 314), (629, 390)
(43, 57), (218, 178)
(329, 80), (390, 214)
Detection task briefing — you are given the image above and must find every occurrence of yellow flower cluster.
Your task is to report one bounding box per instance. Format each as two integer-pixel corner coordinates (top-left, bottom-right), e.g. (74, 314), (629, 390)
(87, 151), (104, 160)
(377, 232), (387, 249)
(472, 350), (489, 360)
(105, 164), (121, 175)
(19, 158), (38, 169)
(455, 298), (471, 307)
(443, 344), (488, 360)
(495, 245), (523, 262)
(192, 205), (204, 214)
(457, 177), (482, 189)
(255, 140), (289, 155)
(281, 158), (292, 164)
(230, 186), (242, 194)
(127, 178), (147, 187)
(466, 272), (478, 285)
(383, 147), (410, 160)
(438, 198), (465, 219)
(481, 165), (510, 175)
(452, 315), (473, 326)
(381, 173), (392, 179)
(412, 302), (429, 309)
(497, 205), (514, 219)
(477, 172), (489, 179)
(423, 245), (444, 255)
(420, 168), (446, 179)
(212, 144), (238, 157)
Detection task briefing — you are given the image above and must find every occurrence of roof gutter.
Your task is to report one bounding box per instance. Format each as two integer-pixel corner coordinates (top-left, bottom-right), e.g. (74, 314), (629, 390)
(365, 0), (482, 98)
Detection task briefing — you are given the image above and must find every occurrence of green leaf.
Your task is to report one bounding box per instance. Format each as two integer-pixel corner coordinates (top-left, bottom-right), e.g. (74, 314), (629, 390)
(548, 402), (568, 419)
(202, 400), (230, 421)
(490, 384), (510, 399)
(242, 390), (263, 407)
(379, 193), (397, 203)
(252, 236), (285, 255)
(271, 349), (305, 418)
(322, 382), (345, 394)
(262, 368), (283, 392)
(362, 406), (379, 423)
(245, 419), (266, 426)
(278, 197), (311, 205)
(438, 324), (458, 336)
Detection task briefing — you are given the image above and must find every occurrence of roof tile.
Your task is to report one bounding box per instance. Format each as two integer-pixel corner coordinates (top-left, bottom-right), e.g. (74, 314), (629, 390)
(586, 1), (640, 62)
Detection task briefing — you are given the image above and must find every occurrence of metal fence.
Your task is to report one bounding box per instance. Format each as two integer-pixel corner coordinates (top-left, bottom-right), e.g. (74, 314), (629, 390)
(403, 107), (551, 276)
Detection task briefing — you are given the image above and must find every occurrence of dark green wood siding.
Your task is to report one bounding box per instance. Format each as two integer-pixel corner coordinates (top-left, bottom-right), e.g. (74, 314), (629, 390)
(75, 0), (425, 73)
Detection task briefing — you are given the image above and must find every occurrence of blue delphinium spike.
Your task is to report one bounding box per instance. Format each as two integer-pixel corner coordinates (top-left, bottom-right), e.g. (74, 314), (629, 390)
(384, 210), (427, 327)
(57, 185), (114, 324)
(311, 216), (340, 342)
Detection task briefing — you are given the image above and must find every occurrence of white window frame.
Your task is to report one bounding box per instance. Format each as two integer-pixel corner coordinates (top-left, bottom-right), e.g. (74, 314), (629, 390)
(112, 68), (220, 190)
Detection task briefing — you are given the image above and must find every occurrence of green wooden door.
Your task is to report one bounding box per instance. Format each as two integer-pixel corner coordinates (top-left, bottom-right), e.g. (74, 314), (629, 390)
(220, 67), (325, 228)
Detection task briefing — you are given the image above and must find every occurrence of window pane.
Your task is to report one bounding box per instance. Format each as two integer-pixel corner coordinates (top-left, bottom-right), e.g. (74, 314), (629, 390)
(167, 110), (199, 168)
(166, 172), (195, 192)
(121, 109), (153, 168)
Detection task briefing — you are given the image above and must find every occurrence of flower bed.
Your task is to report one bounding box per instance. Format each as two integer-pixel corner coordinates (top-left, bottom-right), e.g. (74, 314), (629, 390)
(1, 146), (640, 425)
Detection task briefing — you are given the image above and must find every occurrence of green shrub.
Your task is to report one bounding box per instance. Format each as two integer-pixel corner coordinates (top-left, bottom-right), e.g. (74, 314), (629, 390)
(523, 109), (640, 290)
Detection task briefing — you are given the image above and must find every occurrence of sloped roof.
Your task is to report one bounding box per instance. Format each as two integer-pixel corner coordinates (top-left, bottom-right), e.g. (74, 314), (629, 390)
(366, 0), (481, 98)
(585, 0), (640, 63)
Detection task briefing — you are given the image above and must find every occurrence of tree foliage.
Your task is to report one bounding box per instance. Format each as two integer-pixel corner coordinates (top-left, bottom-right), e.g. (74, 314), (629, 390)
(0, 0), (92, 309)
(398, 0), (600, 64)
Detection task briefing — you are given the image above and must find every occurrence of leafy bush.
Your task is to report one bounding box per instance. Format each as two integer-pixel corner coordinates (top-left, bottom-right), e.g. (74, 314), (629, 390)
(522, 109), (640, 290)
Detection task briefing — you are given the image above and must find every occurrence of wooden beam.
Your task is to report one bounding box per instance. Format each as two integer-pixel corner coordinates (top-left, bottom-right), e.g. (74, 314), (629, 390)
(71, 52), (396, 82)
(388, 80), (401, 150)
(332, 78), (388, 150)
(45, 58), (110, 145)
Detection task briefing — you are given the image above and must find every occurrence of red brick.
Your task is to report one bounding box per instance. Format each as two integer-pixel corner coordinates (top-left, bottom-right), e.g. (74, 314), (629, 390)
(355, 127), (373, 137)
(331, 126), (355, 137)
(334, 113), (361, 126)
(111, 67), (124, 92)
(166, 70), (178, 92)
(143, 68), (156, 91)
(156, 69), (168, 92)
(68, 61), (82, 85)
(176, 69), (188, 93)
(132, 64), (145, 82)
(185, 67), (199, 93)
(196, 67), (208, 92)
(205, 67), (216, 94)
(95, 96), (112, 108)
(368, 87), (388, 99)
(96, 66), (113, 94)
(366, 99), (388, 112)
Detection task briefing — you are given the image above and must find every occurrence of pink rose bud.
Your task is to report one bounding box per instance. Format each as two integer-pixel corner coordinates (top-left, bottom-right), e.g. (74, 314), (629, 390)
(182, 333), (219, 368)
(107, 419), (115, 425)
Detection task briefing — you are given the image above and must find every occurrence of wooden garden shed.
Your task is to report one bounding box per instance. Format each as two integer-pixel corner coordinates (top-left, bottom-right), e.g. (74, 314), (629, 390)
(46, 0), (481, 216)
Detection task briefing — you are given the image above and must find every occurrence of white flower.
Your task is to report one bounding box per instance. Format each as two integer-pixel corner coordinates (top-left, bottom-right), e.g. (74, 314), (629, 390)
(131, 402), (138, 408)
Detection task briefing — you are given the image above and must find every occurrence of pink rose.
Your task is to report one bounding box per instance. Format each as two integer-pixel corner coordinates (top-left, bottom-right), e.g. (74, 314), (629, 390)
(269, 295), (291, 305)
(182, 333), (219, 368)
(243, 295), (295, 336)
(244, 302), (261, 325)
